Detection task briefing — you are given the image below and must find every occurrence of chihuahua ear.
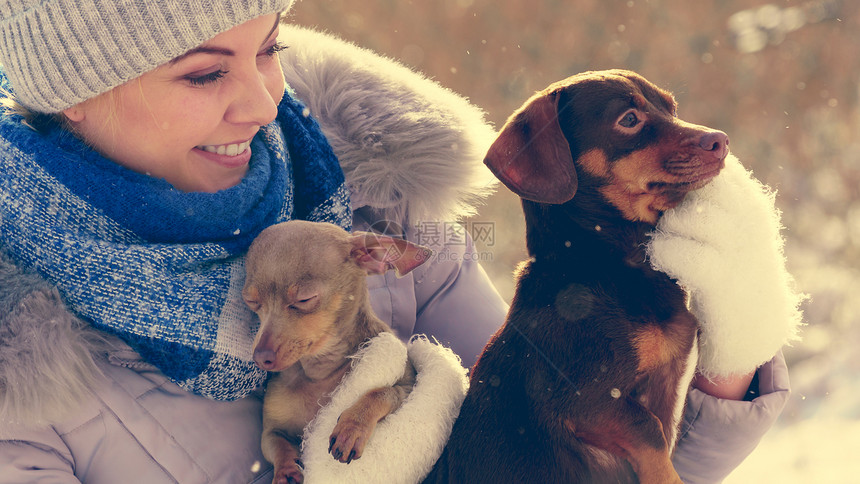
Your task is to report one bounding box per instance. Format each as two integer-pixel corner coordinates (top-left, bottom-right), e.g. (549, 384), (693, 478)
(484, 89), (578, 204)
(349, 232), (433, 277)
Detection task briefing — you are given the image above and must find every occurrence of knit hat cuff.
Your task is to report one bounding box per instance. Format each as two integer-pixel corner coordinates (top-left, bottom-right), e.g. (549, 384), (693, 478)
(0, 0), (295, 113)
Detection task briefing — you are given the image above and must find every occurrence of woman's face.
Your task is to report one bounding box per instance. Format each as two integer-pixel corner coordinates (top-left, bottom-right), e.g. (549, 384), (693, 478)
(66, 14), (286, 193)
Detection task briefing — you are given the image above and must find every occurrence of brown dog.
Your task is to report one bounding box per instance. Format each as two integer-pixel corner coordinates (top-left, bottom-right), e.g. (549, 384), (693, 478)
(423, 70), (729, 483)
(243, 220), (431, 484)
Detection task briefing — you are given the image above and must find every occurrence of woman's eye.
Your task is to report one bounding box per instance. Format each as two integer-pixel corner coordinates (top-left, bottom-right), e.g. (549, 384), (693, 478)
(185, 69), (228, 86)
(261, 42), (288, 58)
(618, 111), (640, 128)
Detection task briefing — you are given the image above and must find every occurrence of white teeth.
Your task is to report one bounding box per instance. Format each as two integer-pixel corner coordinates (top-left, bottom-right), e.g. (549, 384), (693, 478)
(198, 140), (251, 156)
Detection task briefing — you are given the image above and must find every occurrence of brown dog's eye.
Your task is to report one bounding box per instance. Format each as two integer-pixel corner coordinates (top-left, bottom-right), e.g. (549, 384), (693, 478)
(290, 294), (320, 312)
(244, 299), (261, 312)
(618, 111), (640, 128)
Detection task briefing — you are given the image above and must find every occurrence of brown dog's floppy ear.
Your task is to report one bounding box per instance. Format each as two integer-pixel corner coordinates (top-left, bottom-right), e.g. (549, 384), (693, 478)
(349, 232), (433, 277)
(484, 89), (578, 204)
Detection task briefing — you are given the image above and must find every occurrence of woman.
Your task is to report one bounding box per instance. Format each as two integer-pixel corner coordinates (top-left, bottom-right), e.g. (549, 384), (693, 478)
(0, 1), (787, 483)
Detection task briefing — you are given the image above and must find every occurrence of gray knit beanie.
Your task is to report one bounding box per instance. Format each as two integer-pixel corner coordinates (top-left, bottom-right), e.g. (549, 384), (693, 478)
(0, 0), (295, 113)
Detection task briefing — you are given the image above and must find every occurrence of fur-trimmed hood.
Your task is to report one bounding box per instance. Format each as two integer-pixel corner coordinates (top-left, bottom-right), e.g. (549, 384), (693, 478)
(0, 254), (113, 428)
(0, 26), (497, 428)
(279, 25), (497, 225)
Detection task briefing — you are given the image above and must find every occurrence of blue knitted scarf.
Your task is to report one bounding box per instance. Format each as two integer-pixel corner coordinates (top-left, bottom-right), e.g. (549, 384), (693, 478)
(0, 84), (351, 400)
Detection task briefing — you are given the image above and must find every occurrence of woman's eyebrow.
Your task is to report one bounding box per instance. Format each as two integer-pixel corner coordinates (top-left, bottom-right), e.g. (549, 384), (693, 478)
(169, 16), (280, 66)
(169, 46), (235, 65)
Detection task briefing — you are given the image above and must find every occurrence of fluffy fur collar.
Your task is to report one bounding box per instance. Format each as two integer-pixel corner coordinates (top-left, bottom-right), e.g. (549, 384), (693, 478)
(279, 25), (498, 225)
(0, 27), (496, 427)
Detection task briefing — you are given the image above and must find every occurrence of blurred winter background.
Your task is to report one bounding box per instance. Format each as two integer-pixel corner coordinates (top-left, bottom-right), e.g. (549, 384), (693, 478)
(289, 1), (859, 481)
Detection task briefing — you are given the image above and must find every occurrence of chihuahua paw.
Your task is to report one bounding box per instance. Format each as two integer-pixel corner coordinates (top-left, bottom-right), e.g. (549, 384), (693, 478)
(273, 460), (304, 484)
(328, 420), (373, 464)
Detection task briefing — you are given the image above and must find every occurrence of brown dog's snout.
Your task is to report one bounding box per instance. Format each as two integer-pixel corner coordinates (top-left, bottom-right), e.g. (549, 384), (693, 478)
(253, 330), (278, 371)
(254, 347), (277, 371)
(698, 130), (729, 159)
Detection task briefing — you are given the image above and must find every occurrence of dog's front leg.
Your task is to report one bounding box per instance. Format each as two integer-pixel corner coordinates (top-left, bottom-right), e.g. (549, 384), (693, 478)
(329, 364), (415, 463)
(567, 399), (682, 484)
(262, 428), (304, 484)
(615, 410), (682, 484)
(328, 385), (408, 463)
(628, 443), (683, 484)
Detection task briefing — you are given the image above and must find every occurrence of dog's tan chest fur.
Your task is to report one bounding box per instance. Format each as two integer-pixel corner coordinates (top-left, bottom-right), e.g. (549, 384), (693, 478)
(264, 363), (350, 436)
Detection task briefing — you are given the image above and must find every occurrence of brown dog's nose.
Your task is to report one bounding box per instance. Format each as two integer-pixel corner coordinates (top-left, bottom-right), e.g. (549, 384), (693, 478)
(254, 348), (277, 371)
(699, 131), (729, 159)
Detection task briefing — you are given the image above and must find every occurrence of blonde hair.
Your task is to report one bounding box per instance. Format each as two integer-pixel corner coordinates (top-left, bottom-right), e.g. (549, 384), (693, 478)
(0, 87), (67, 132)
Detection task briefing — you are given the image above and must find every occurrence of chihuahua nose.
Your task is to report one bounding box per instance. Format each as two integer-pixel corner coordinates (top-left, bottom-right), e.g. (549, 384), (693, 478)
(254, 348), (277, 371)
(699, 131), (729, 158)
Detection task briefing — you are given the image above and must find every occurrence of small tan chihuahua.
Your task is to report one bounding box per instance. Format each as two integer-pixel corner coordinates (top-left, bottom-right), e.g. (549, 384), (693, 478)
(243, 220), (432, 484)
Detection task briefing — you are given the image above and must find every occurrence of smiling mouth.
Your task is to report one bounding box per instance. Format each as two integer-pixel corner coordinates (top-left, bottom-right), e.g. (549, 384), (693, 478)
(195, 140), (252, 156)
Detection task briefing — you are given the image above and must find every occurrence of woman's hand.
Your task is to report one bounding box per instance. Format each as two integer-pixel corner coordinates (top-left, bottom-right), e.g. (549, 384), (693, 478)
(691, 370), (756, 401)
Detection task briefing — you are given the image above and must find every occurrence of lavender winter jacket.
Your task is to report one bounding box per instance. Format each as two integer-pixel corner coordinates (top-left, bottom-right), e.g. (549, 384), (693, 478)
(0, 26), (789, 484)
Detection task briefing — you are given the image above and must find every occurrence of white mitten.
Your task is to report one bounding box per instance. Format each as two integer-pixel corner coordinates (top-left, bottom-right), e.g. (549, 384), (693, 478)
(300, 333), (468, 484)
(647, 154), (804, 378)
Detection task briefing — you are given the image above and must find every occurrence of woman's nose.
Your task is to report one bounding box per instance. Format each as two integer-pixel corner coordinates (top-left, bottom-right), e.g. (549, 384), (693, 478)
(225, 72), (280, 126)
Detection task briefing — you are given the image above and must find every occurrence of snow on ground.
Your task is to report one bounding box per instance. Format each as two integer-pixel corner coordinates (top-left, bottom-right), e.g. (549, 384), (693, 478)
(725, 418), (860, 483)
(727, 347), (860, 482)
(726, 245), (860, 483)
